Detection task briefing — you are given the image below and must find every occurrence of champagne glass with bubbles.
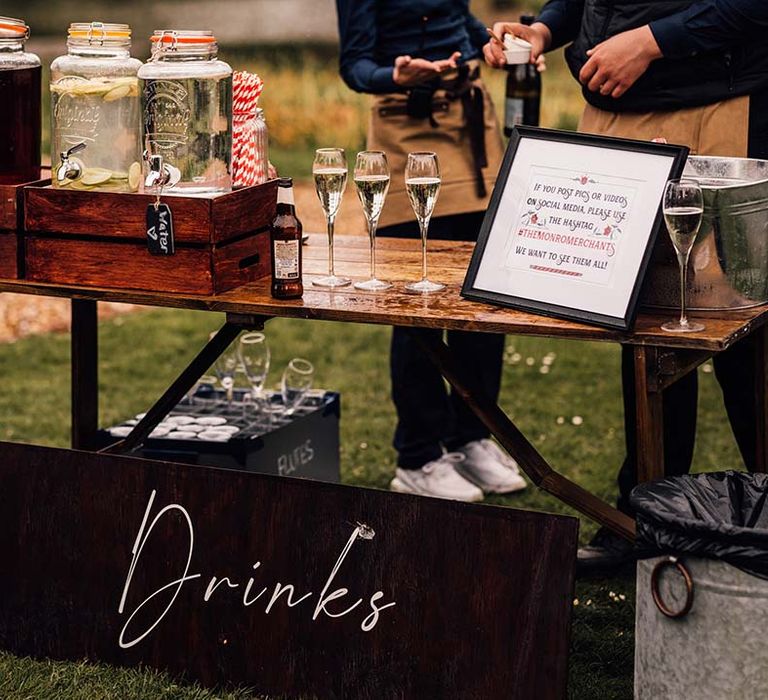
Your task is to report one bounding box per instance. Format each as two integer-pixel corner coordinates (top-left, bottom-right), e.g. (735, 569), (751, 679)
(661, 179), (705, 333)
(405, 152), (444, 293)
(312, 148), (351, 288)
(354, 151), (392, 291)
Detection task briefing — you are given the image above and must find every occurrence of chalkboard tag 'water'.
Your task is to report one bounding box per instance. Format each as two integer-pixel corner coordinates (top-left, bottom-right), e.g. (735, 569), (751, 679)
(146, 203), (175, 256)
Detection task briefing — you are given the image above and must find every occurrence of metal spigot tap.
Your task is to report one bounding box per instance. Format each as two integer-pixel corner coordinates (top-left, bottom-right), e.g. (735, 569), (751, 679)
(56, 143), (87, 183)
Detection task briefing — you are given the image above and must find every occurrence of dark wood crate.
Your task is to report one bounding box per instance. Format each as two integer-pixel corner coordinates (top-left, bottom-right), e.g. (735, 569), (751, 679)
(23, 180), (278, 294)
(0, 172), (51, 279)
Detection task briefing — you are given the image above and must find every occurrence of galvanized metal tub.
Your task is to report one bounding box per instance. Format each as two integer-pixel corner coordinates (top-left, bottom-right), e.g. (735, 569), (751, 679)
(635, 556), (768, 699)
(642, 156), (768, 310)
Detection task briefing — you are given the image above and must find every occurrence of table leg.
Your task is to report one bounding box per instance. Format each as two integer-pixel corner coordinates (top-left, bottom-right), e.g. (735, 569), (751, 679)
(754, 325), (768, 473)
(103, 321), (244, 455)
(633, 346), (665, 485)
(410, 329), (636, 541)
(71, 299), (98, 450)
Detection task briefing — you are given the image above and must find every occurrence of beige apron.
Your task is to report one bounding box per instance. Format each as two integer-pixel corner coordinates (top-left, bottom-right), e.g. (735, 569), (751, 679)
(578, 96), (749, 157)
(367, 65), (505, 229)
(579, 96), (750, 302)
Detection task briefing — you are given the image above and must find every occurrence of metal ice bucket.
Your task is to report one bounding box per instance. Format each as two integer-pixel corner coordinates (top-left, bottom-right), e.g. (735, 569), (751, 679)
(642, 156), (768, 310)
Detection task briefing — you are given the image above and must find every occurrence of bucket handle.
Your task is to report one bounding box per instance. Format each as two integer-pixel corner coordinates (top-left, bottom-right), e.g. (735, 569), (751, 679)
(651, 556), (694, 619)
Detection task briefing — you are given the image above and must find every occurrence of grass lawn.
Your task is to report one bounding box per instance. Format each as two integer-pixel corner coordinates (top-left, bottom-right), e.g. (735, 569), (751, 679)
(0, 308), (744, 699)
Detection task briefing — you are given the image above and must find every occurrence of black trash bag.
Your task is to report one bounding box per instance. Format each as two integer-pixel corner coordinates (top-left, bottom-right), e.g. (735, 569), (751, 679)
(631, 470), (768, 578)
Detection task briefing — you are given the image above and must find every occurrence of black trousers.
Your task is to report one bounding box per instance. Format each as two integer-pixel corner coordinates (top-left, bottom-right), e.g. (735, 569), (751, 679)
(617, 90), (768, 515)
(380, 212), (505, 469)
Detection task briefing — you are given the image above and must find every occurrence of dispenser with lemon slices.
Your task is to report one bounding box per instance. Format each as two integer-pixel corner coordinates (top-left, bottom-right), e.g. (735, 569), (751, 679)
(50, 22), (142, 193)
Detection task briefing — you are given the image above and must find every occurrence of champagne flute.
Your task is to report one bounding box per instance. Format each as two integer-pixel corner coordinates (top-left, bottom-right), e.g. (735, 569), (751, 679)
(661, 179), (705, 333)
(210, 331), (239, 408)
(238, 332), (271, 418)
(281, 358), (314, 416)
(354, 151), (392, 291)
(312, 148), (350, 288)
(405, 152), (444, 293)
(187, 373), (218, 407)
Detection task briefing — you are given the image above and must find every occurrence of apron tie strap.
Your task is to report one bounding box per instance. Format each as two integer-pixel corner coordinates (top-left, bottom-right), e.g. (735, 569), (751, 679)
(460, 84), (488, 199)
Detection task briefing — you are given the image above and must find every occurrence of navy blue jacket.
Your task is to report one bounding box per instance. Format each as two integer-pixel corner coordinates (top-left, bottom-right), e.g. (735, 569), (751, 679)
(336, 0), (488, 94)
(537, 0), (768, 111)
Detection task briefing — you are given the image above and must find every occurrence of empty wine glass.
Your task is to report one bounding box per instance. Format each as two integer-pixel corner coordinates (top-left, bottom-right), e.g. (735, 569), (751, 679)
(187, 373), (218, 406)
(213, 343), (239, 407)
(405, 152), (444, 293)
(354, 151), (391, 291)
(661, 179), (705, 333)
(238, 331), (271, 415)
(312, 148), (350, 288)
(281, 358), (314, 416)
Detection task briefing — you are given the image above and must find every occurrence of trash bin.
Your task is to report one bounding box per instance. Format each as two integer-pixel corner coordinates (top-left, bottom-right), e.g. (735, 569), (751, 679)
(631, 471), (768, 700)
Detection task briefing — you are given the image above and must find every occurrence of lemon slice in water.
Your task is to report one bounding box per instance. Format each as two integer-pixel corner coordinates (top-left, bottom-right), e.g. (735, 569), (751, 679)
(81, 168), (114, 186)
(104, 84), (132, 101)
(128, 162), (142, 192)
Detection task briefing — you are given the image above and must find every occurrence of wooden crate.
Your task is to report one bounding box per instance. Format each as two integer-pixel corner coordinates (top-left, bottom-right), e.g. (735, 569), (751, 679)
(0, 172), (51, 279)
(23, 180), (277, 295)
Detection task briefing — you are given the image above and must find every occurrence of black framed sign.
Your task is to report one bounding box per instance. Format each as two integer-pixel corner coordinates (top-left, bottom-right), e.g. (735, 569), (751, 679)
(462, 127), (689, 330)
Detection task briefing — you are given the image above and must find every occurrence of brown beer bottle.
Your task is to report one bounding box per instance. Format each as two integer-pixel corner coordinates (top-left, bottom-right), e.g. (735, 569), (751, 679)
(270, 177), (304, 299)
(503, 14), (541, 136)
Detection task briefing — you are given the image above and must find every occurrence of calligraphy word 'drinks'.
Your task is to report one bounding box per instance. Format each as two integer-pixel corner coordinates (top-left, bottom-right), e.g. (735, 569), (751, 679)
(117, 490), (397, 649)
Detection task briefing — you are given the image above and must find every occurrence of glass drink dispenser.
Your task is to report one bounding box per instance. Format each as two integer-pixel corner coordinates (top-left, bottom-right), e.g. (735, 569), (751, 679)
(0, 16), (41, 184)
(50, 23), (143, 192)
(138, 30), (233, 195)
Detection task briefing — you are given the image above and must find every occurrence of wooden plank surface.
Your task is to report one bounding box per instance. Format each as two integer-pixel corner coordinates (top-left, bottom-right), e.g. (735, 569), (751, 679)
(0, 174), (51, 231)
(0, 234), (764, 351)
(0, 442), (578, 699)
(0, 233), (19, 279)
(24, 181), (277, 245)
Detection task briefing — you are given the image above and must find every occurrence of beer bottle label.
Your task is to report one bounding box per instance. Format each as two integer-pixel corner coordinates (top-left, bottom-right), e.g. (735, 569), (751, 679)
(274, 240), (299, 279)
(505, 97), (525, 131)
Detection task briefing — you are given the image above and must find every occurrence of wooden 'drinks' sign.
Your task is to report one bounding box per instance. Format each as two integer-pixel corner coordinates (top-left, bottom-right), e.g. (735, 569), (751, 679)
(0, 442), (578, 699)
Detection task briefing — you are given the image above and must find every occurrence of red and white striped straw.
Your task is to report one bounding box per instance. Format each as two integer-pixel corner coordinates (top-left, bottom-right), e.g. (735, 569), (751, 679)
(232, 71), (265, 188)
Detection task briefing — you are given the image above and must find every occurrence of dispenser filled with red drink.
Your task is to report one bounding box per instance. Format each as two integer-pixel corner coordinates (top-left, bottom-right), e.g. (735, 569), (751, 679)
(0, 16), (41, 184)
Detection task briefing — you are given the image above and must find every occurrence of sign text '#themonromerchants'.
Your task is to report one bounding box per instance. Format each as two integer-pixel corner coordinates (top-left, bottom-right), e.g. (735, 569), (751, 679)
(117, 490), (397, 649)
(504, 166), (638, 285)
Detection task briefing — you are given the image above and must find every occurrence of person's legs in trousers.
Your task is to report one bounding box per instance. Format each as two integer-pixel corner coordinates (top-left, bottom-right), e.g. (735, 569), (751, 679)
(382, 214), (482, 501)
(443, 329), (505, 450)
(578, 345), (698, 574)
(578, 92), (768, 574)
(382, 211), (525, 499)
(390, 326), (449, 469)
(615, 346), (699, 516)
(443, 328), (527, 494)
(711, 92), (768, 473)
(713, 332), (759, 472)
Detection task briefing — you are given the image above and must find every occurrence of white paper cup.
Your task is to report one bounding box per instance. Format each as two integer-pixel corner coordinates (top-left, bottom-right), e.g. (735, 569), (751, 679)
(503, 36), (532, 65)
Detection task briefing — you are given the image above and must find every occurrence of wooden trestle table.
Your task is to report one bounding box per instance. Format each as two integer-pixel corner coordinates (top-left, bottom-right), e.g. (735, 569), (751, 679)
(3, 234), (767, 541)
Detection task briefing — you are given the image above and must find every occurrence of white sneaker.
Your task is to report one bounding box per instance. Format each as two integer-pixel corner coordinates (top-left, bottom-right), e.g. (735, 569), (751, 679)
(455, 439), (527, 494)
(390, 453), (484, 502)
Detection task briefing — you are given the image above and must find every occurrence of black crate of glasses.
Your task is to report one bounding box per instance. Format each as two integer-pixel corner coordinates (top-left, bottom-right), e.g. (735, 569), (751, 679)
(95, 388), (340, 483)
